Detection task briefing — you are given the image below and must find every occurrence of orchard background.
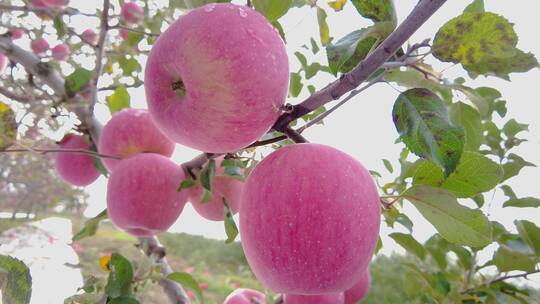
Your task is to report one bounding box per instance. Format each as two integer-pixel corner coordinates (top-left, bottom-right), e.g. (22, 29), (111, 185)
(0, 0), (540, 303)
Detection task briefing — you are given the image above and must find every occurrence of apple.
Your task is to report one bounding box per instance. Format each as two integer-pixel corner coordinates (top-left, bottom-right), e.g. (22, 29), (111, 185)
(81, 29), (97, 45)
(30, 37), (49, 54)
(223, 288), (266, 304)
(239, 143), (381, 294)
(188, 156), (243, 221)
(11, 28), (24, 40)
(107, 153), (189, 236)
(283, 293), (344, 304)
(54, 134), (100, 186)
(52, 44), (70, 61)
(344, 271), (371, 304)
(31, 0), (65, 8)
(144, 3), (289, 153)
(98, 108), (175, 171)
(121, 2), (144, 24)
(0, 54), (7, 74)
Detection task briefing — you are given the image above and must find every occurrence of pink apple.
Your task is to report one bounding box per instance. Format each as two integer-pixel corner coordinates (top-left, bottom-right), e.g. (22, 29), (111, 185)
(81, 29), (97, 45)
(223, 288), (266, 304)
(11, 28), (24, 40)
(239, 143), (381, 294)
(106, 153), (188, 236)
(98, 108), (175, 171)
(32, 0), (65, 9)
(0, 54), (7, 74)
(144, 3), (289, 153)
(30, 37), (49, 54)
(121, 2), (144, 24)
(52, 44), (70, 61)
(119, 28), (129, 40)
(54, 134), (100, 186)
(188, 157), (243, 221)
(284, 293), (344, 304)
(344, 271), (371, 304)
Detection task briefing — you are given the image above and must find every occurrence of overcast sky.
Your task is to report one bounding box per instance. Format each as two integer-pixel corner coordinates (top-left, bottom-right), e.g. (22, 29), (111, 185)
(6, 0), (539, 265)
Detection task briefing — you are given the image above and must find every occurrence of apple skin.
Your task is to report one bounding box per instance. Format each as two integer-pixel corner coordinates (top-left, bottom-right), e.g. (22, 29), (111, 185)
(52, 44), (70, 61)
(31, 0), (65, 8)
(106, 153), (189, 237)
(11, 29), (24, 40)
(30, 38), (49, 54)
(344, 271), (371, 304)
(144, 3), (289, 153)
(81, 29), (97, 45)
(239, 143), (381, 294)
(98, 108), (175, 171)
(54, 134), (100, 186)
(188, 157), (243, 221)
(0, 54), (6, 74)
(119, 28), (129, 40)
(223, 288), (266, 304)
(284, 293), (344, 304)
(121, 2), (144, 24)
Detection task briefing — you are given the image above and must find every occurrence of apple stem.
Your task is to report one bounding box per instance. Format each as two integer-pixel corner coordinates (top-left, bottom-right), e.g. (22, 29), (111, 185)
(172, 79), (186, 97)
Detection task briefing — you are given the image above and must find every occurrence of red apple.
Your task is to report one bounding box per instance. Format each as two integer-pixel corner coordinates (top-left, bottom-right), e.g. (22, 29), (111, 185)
(121, 2), (144, 24)
(0, 54), (7, 74)
(98, 108), (175, 171)
(106, 153), (188, 236)
(30, 37), (49, 54)
(31, 0), (65, 8)
(144, 3), (289, 153)
(11, 28), (24, 40)
(284, 293), (344, 304)
(81, 29), (97, 45)
(223, 288), (266, 304)
(344, 271), (371, 304)
(188, 157), (243, 221)
(54, 134), (100, 186)
(52, 44), (70, 61)
(240, 143), (381, 294)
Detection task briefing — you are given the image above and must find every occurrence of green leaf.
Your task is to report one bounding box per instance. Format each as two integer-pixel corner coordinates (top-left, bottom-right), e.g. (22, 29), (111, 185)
(464, 49), (539, 80)
(93, 155), (109, 177)
(200, 188), (213, 203)
(502, 153), (536, 182)
(515, 220), (540, 255)
(108, 296), (139, 304)
(106, 253), (134, 299)
(493, 245), (536, 272)
(351, 0), (396, 23)
(384, 69), (453, 103)
(441, 152), (503, 198)
(392, 88), (465, 176)
(199, 160), (216, 192)
(106, 85), (130, 114)
(304, 62), (330, 79)
(503, 119), (529, 139)
(252, 0), (292, 21)
(328, 0), (346, 11)
(289, 72), (303, 97)
(504, 197), (540, 208)
(389, 233), (426, 260)
(316, 7), (331, 46)
(53, 15), (66, 38)
(224, 199), (238, 244)
(310, 38), (319, 54)
(403, 185), (491, 247)
(463, 0), (484, 14)
(65, 68), (93, 96)
(177, 178), (196, 192)
(382, 159), (393, 173)
(412, 160), (444, 186)
(450, 102), (483, 151)
(72, 209), (108, 241)
(425, 235), (449, 270)
(0, 102), (17, 151)
(166, 272), (203, 303)
(169, 0), (231, 9)
(118, 56), (141, 76)
(126, 31), (144, 47)
(0, 255), (32, 304)
(271, 21), (286, 42)
(433, 12), (517, 65)
(326, 27), (377, 75)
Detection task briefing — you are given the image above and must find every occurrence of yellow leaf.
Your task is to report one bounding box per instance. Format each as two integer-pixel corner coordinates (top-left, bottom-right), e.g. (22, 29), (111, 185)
(107, 63), (114, 74)
(328, 0), (347, 11)
(0, 101), (17, 151)
(99, 255), (111, 272)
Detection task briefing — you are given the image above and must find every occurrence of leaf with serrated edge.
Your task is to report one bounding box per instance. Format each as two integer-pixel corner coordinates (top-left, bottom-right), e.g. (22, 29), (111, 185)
(0, 255), (32, 304)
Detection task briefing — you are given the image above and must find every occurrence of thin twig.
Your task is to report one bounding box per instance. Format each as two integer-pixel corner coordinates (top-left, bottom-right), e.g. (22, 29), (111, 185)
(112, 25), (160, 37)
(3, 147), (121, 159)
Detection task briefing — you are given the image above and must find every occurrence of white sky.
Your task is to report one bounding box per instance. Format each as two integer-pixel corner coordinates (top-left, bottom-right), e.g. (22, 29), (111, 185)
(5, 0), (540, 278)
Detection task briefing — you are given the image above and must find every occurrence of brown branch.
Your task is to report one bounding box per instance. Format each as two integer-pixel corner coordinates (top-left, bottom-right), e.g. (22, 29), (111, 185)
(272, 0), (448, 132)
(89, 0), (110, 117)
(139, 236), (190, 304)
(112, 25), (160, 37)
(2, 147), (121, 159)
(490, 269), (540, 284)
(0, 86), (34, 103)
(282, 127), (308, 143)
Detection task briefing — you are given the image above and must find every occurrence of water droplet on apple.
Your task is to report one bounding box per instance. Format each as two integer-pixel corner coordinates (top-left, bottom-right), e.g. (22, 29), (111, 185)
(204, 4), (215, 12)
(238, 7), (247, 17)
